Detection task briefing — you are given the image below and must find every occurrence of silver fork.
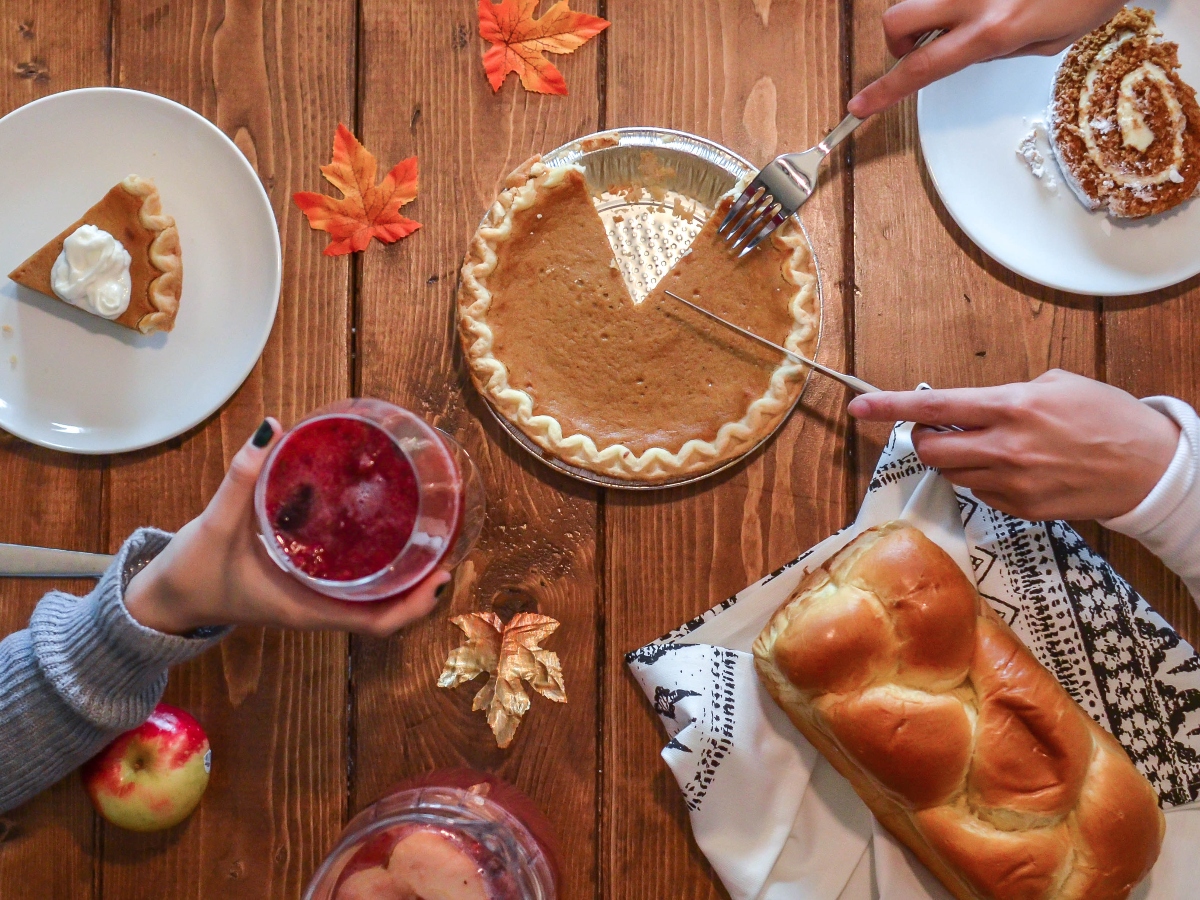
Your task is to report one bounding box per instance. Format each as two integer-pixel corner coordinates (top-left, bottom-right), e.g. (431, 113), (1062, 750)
(719, 29), (944, 256)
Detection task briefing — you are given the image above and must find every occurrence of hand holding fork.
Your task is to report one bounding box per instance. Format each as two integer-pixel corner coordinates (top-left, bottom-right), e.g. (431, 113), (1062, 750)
(718, 30), (942, 256)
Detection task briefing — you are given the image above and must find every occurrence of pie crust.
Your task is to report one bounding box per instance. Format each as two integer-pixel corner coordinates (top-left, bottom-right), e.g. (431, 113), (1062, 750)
(8, 175), (183, 333)
(459, 157), (819, 482)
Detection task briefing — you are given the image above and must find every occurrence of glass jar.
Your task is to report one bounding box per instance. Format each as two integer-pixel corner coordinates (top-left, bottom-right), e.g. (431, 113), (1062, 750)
(304, 771), (558, 900)
(254, 398), (485, 601)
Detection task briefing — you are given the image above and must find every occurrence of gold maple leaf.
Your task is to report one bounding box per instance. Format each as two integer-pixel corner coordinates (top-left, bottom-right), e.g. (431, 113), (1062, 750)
(438, 611), (567, 748)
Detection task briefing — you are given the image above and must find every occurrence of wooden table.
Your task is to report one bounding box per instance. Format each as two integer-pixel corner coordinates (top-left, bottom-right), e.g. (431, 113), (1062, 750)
(1, 1), (1197, 897)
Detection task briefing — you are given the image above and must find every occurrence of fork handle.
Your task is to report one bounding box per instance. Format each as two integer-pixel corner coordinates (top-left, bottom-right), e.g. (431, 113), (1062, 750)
(817, 29), (944, 157)
(816, 112), (864, 157)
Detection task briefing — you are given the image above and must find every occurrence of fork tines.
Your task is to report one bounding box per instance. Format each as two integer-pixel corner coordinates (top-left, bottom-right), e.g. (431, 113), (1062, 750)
(717, 181), (786, 257)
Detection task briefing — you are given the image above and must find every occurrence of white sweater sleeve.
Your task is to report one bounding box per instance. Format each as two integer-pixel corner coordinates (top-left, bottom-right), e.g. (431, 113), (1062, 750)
(1100, 396), (1200, 602)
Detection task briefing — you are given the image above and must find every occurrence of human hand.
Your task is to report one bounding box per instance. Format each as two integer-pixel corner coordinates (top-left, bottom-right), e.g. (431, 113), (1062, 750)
(847, 370), (1180, 521)
(124, 419), (450, 637)
(847, 0), (1125, 118)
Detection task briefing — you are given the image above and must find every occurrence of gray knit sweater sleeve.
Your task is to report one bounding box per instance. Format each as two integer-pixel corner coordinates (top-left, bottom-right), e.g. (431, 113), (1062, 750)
(0, 528), (229, 813)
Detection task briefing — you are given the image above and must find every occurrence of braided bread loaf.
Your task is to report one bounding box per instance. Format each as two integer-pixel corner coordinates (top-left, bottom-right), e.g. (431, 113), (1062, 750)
(753, 522), (1164, 900)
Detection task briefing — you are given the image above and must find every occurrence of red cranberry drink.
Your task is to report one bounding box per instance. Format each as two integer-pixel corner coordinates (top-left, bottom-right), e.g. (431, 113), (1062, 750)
(255, 399), (484, 601)
(304, 770), (558, 900)
(264, 416), (421, 582)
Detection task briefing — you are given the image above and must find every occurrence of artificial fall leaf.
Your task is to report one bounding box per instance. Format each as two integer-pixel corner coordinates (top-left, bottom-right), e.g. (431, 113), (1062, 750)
(293, 123), (421, 256)
(438, 611), (567, 748)
(478, 0), (609, 95)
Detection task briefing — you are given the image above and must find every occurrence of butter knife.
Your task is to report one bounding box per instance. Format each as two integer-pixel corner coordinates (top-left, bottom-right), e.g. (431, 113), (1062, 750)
(0, 543), (113, 578)
(663, 290), (880, 394)
(662, 290), (964, 434)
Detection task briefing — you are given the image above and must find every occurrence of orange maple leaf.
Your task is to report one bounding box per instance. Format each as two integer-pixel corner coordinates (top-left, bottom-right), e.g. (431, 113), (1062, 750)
(293, 123), (421, 256)
(478, 0), (609, 95)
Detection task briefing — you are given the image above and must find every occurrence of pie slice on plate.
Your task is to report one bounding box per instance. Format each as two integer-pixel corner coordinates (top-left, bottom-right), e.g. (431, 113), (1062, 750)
(8, 175), (183, 333)
(458, 157), (819, 483)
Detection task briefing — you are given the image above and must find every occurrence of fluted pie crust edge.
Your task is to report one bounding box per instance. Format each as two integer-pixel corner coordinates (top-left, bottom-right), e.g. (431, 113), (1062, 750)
(457, 158), (820, 481)
(121, 175), (183, 334)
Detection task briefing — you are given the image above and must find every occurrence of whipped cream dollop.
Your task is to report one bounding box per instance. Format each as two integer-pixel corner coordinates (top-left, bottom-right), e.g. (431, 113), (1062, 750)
(50, 224), (132, 320)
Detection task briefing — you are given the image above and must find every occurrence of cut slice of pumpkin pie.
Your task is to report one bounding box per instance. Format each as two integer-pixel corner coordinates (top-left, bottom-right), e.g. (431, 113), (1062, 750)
(8, 175), (183, 333)
(458, 157), (819, 483)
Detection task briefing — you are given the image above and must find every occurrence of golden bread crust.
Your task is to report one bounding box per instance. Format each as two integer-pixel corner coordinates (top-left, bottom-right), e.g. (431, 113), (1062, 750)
(753, 522), (1165, 900)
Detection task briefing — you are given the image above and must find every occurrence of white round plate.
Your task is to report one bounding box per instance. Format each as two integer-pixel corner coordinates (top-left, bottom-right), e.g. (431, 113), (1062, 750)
(917, 0), (1200, 296)
(0, 88), (280, 453)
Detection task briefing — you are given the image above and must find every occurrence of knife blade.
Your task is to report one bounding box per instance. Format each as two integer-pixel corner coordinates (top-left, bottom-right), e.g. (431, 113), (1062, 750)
(0, 543), (114, 578)
(662, 290), (881, 395)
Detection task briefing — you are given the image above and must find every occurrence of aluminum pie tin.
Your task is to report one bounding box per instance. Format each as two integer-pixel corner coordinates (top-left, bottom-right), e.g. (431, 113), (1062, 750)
(472, 126), (824, 491)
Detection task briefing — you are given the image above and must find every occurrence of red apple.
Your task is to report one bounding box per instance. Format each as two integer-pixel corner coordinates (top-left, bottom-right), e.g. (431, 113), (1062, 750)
(81, 702), (211, 832)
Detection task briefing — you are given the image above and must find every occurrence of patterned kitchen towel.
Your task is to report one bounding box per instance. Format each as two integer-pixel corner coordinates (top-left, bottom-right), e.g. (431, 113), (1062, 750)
(627, 419), (1200, 900)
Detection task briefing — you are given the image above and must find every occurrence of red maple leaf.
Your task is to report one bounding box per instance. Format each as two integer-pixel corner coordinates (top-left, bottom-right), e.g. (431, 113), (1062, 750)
(478, 0), (609, 95)
(293, 123), (420, 256)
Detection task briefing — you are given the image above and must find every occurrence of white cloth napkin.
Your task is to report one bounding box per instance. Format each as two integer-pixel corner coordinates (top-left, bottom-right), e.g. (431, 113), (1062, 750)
(627, 421), (1200, 900)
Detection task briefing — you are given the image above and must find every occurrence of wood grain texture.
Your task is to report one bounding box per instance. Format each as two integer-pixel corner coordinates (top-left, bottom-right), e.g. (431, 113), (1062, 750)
(0, 3), (111, 898)
(351, 3), (601, 900)
(603, 1), (850, 897)
(1103, 286), (1200, 649)
(849, 0), (1098, 495)
(99, 1), (355, 897)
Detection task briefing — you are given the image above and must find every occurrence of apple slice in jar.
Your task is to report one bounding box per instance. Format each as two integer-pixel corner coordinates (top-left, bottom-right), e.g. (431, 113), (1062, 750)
(387, 827), (494, 899)
(335, 865), (403, 900)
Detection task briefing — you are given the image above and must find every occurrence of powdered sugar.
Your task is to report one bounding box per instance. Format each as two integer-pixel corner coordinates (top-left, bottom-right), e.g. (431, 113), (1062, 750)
(1017, 115), (1060, 191)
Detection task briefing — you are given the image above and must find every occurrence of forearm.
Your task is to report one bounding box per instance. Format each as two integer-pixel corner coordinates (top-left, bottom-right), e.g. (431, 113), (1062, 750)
(0, 529), (227, 813)
(1102, 397), (1200, 601)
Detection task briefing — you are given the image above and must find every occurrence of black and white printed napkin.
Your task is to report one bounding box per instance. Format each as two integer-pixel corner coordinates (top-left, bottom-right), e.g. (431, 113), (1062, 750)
(627, 421), (1200, 900)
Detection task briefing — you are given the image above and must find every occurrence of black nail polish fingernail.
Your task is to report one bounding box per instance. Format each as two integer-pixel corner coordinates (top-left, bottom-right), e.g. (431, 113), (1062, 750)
(436, 581), (451, 599)
(251, 419), (274, 448)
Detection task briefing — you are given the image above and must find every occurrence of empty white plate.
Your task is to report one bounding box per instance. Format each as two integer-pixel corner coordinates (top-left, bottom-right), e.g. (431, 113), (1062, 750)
(0, 87), (280, 453)
(917, 0), (1199, 296)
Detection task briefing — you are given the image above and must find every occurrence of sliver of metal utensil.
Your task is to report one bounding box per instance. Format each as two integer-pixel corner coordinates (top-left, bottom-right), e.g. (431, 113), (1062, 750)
(664, 290), (879, 393)
(718, 29), (944, 257)
(662, 290), (962, 433)
(0, 543), (114, 578)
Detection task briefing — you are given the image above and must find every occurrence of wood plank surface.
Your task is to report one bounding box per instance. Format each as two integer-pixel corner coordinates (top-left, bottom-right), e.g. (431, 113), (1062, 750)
(849, 1), (1098, 496)
(2, 1), (1198, 899)
(98, 2), (355, 898)
(350, 3), (601, 900)
(0, 3), (111, 898)
(602, 1), (850, 897)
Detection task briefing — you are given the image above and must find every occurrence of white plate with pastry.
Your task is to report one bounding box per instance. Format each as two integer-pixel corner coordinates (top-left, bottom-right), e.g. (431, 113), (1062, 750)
(918, 1), (1200, 296)
(0, 87), (280, 453)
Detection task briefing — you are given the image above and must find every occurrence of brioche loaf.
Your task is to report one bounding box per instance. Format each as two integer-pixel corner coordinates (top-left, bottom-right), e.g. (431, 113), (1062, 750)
(752, 521), (1164, 900)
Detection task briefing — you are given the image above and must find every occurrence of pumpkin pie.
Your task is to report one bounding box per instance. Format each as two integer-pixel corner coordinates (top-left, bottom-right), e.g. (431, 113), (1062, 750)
(8, 175), (183, 333)
(458, 157), (819, 482)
